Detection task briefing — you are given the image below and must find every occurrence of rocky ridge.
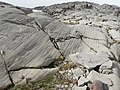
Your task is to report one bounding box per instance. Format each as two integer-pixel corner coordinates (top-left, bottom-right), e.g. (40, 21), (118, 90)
(0, 1), (120, 90)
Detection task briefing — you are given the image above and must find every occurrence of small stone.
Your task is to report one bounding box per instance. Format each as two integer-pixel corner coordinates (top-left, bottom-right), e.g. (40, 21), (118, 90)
(87, 70), (113, 86)
(55, 8), (63, 13)
(107, 74), (120, 90)
(72, 68), (85, 79)
(109, 30), (120, 42)
(89, 80), (103, 90)
(110, 43), (120, 61)
(113, 10), (120, 17)
(112, 61), (120, 78)
(72, 85), (87, 90)
(78, 77), (89, 86)
(99, 60), (113, 74)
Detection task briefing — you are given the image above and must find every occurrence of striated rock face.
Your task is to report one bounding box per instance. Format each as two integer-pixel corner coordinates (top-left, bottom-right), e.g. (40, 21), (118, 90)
(0, 2), (61, 89)
(0, 1), (120, 89)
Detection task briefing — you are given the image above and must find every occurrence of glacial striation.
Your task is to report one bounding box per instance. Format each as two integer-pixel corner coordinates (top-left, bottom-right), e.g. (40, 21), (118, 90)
(0, 1), (120, 90)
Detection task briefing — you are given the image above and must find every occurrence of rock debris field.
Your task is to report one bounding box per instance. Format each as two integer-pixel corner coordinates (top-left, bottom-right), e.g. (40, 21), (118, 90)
(0, 1), (120, 90)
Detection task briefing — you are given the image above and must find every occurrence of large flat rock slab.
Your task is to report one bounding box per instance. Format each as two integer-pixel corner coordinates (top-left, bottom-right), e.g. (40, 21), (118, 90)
(69, 52), (109, 69)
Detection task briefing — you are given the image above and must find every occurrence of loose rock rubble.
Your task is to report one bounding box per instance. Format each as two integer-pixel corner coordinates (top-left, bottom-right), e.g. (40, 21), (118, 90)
(42, 1), (120, 90)
(0, 1), (120, 90)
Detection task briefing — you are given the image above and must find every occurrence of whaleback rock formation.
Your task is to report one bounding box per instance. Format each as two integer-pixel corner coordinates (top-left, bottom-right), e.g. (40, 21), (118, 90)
(0, 1), (120, 90)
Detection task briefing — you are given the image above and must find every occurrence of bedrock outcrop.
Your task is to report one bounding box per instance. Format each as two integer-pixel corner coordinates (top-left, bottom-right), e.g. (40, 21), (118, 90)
(0, 1), (120, 89)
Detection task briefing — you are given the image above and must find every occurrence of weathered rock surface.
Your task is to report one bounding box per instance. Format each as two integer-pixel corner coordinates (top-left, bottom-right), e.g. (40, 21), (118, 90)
(0, 1), (120, 89)
(41, 1), (120, 90)
(69, 52), (109, 69)
(0, 2), (61, 88)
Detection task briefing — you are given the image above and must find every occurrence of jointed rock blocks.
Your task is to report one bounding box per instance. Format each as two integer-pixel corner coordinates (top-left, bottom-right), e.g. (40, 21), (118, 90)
(0, 1), (120, 89)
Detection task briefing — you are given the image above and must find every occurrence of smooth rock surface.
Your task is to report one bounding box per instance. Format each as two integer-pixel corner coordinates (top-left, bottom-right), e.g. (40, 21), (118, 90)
(69, 52), (109, 69)
(87, 70), (113, 86)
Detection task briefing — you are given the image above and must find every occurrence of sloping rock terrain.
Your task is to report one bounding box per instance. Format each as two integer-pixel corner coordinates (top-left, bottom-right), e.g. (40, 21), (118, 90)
(0, 1), (120, 90)
(42, 2), (120, 90)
